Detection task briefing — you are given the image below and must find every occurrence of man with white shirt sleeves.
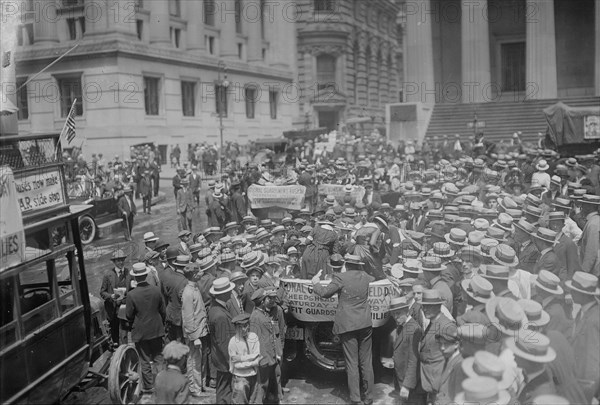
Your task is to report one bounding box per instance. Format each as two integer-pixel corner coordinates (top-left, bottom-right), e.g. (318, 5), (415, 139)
(551, 197), (582, 243)
(229, 313), (261, 404)
(532, 159), (551, 189)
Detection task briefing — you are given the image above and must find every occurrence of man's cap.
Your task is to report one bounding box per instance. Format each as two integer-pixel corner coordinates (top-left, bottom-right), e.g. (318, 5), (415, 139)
(232, 313), (251, 324)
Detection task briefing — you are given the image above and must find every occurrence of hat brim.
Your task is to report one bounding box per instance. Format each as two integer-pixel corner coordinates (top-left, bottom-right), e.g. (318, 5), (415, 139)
(444, 234), (468, 246)
(130, 268), (150, 277)
(421, 299), (445, 306)
(489, 248), (519, 267)
(492, 222), (515, 233)
(461, 357), (514, 391)
(505, 336), (557, 363)
(460, 279), (493, 304)
(427, 248), (455, 258)
(419, 263), (447, 272)
(111, 255), (127, 260)
(485, 297), (528, 336)
(534, 279), (564, 295)
(454, 388), (511, 404)
(210, 282), (235, 295)
(530, 233), (555, 244)
(144, 237), (159, 242)
(565, 280), (600, 296)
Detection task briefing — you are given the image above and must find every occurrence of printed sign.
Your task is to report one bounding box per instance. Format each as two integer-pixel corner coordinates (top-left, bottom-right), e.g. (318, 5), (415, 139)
(14, 169), (66, 214)
(0, 166), (26, 272)
(247, 185), (306, 210)
(281, 278), (393, 327)
(584, 115), (600, 139)
(318, 183), (365, 204)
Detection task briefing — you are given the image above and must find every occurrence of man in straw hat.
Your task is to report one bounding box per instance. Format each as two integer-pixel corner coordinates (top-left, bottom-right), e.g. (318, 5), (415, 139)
(143, 231), (159, 252)
(454, 377), (511, 404)
(181, 263), (208, 396)
(311, 254), (375, 405)
(418, 289), (456, 401)
(100, 249), (130, 346)
(162, 255), (188, 342)
(154, 341), (191, 404)
(457, 275), (494, 327)
(117, 185), (136, 241)
(578, 194), (600, 275)
(530, 227), (559, 275)
(532, 270), (572, 337)
(208, 277), (237, 403)
(420, 256), (453, 314)
(566, 271), (600, 401)
(126, 262), (166, 395)
(388, 296), (424, 404)
(250, 287), (283, 404)
(176, 176), (195, 231)
(228, 313), (261, 404)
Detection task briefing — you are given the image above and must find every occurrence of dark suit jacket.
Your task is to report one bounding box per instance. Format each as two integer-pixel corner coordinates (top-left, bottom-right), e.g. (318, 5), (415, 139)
(393, 317), (422, 389)
(362, 191), (382, 207)
(117, 195), (136, 218)
(154, 368), (190, 404)
(189, 173), (201, 193)
(407, 215), (427, 233)
(226, 293), (247, 318)
(313, 270), (375, 335)
(100, 267), (130, 320)
(547, 330), (588, 405)
(208, 300), (236, 372)
(230, 191), (246, 223)
(139, 176), (152, 197)
(518, 368), (557, 404)
(430, 276), (454, 314)
(532, 249), (558, 275)
(572, 302), (600, 400)
(541, 295), (573, 338)
(419, 313), (455, 393)
(176, 187), (195, 215)
(161, 268), (187, 325)
(125, 282), (166, 342)
(436, 352), (464, 404)
(553, 233), (581, 280)
(518, 241), (540, 273)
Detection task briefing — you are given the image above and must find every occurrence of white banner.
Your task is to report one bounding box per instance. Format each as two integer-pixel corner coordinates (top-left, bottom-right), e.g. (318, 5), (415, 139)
(1, 166), (26, 272)
(318, 183), (365, 204)
(247, 185), (306, 210)
(15, 169), (66, 214)
(281, 278), (393, 327)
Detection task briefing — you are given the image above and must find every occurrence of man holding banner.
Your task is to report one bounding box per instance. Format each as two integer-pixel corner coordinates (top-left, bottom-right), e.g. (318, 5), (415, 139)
(311, 254), (375, 405)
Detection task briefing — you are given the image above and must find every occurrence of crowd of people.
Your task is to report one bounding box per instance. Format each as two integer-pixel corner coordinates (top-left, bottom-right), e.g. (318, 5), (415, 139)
(100, 129), (599, 404)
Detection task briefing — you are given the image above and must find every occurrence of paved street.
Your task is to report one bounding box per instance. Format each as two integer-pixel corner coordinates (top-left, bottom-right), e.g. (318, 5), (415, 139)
(67, 179), (397, 405)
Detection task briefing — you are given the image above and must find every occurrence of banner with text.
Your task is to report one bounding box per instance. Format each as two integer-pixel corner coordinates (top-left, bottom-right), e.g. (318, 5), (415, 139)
(281, 278), (393, 327)
(247, 185), (306, 210)
(318, 184), (365, 205)
(1, 167), (26, 272)
(15, 169), (66, 214)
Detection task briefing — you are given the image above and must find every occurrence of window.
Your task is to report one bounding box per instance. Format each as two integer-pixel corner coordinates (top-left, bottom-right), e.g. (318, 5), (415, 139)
(143, 76), (160, 115)
(169, 0), (181, 16)
(67, 18), (77, 40)
(57, 76), (83, 117)
(215, 84), (228, 117)
(245, 87), (256, 118)
(17, 23), (34, 46)
(501, 42), (526, 92)
(235, 0), (242, 33)
(238, 43), (243, 59)
(79, 16), (85, 35)
(269, 90), (278, 119)
(136, 19), (143, 40)
(204, 0), (215, 26)
(262, 48), (266, 61)
(206, 36), (215, 54)
(260, 0), (266, 39)
(316, 54), (336, 91)
(16, 78), (29, 120)
(170, 27), (181, 48)
(181, 81), (196, 117)
(314, 0), (335, 12)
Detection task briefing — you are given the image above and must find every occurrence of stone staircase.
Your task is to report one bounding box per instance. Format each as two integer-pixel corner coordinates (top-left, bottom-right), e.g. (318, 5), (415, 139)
(425, 96), (600, 144)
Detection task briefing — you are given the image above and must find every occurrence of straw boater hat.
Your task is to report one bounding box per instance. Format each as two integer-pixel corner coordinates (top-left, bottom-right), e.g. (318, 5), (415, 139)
(344, 254), (364, 266)
(329, 254), (344, 270)
(461, 275), (494, 304)
(421, 289), (445, 306)
(130, 262), (149, 277)
(531, 227), (557, 244)
(489, 244), (519, 267)
(224, 222), (239, 231)
(428, 242), (455, 259)
(536, 159), (549, 171)
(111, 249), (127, 260)
(458, 246), (484, 263)
(210, 277), (235, 295)
(198, 256), (217, 272)
(230, 270), (248, 283)
(174, 255), (190, 268)
(485, 297), (528, 336)
(461, 351), (514, 391)
(492, 213), (514, 233)
(250, 286), (278, 303)
(580, 194), (600, 206)
(389, 296), (410, 312)
(398, 259), (423, 276)
(565, 271), (600, 296)
(534, 270), (564, 295)
(240, 251), (264, 270)
(514, 218), (535, 234)
(445, 228), (468, 246)
(178, 230), (191, 239)
(419, 256), (447, 272)
(505, 331), (556, 363)
(517, 299), (550, 328)
(143, 232), (159, 243)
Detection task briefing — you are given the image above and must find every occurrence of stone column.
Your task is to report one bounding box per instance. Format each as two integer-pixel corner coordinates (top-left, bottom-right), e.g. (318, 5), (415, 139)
(266, 3), (294, 68)
(595, 0), (600, 95)
(461, 0), (491, 103)
(33, 0), (58, 44)
(148, 0), (170, 46)
(404, 0), (435, 104)
(246, 0), (263, 63)
(186, 0), (205, 52)
(526, 0), (558, 99)
(218, 0), (238, 58)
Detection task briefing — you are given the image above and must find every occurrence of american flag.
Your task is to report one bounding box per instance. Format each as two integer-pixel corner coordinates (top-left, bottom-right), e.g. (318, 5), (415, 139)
(61, 99), (77, 145)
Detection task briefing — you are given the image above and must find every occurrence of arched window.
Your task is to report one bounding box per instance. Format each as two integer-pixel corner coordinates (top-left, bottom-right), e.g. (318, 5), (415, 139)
(316, 54), (337, 91)
(365, 46), (371, 104)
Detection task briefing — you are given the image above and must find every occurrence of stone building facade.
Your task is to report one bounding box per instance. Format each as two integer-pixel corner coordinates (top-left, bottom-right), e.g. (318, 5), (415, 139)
(8, 0), (296, 158)
(294, 0), (403, 133)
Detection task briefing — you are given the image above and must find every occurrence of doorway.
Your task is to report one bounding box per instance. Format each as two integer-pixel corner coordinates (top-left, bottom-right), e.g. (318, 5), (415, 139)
(318, 111), (338, 132)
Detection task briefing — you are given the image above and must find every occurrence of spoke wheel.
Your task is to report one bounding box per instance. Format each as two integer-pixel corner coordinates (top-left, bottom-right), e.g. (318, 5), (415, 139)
(304, 322), (346, 372)
(108, 344), (141, 405)
(78, 215), (96, 245)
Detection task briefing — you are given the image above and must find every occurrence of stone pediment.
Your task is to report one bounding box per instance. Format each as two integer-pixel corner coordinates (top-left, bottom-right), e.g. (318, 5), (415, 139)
(310, 86), (347, 105)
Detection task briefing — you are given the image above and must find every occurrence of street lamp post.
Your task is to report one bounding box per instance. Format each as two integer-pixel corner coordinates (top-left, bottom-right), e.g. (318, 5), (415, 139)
(217, 61), (229, 175)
